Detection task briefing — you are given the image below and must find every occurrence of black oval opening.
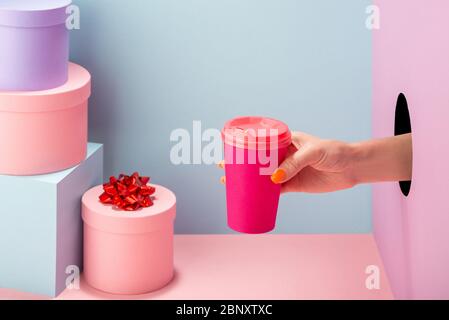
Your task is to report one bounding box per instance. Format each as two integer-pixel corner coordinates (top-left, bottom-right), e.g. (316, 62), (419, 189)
(394, 93), (412, 197)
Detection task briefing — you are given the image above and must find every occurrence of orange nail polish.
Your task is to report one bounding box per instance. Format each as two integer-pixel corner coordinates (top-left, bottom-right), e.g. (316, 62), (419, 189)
(271, 169), (286, 184)
(220, 176), (226, 185)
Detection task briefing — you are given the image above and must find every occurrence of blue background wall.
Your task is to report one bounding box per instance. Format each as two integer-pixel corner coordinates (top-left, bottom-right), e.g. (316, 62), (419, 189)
(71, 0), (372, 234)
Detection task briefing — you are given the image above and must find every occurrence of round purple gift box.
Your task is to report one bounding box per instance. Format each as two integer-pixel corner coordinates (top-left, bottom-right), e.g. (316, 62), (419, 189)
(0, 0), (72, 91)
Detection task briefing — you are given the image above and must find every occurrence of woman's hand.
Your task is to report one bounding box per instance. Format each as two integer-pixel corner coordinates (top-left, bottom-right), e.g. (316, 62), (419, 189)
(271, 132), (412, 194)
(270, 132), (358, 193)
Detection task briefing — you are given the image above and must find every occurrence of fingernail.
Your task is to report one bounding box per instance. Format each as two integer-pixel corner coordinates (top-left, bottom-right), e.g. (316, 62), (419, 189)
(217, 161), (225, 169)
(271, 169), (286, 184)
(220, 176), (226, 185)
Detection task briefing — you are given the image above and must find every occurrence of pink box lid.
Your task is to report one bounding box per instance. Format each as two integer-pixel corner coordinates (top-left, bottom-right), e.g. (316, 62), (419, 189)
(82, 185), (176, 234)
(0, 62), (91, 113)
(0, 0), (72, 28)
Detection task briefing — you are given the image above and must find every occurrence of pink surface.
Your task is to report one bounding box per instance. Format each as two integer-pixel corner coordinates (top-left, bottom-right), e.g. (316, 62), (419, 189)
(0, 63), (90, 175)
(82, 185), (176, 295)
(373, 1), (449, 299)
(0, 235), (393, 300)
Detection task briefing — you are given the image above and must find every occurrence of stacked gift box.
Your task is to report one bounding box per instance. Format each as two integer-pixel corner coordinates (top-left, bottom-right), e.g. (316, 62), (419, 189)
(0, 0), (103, 296)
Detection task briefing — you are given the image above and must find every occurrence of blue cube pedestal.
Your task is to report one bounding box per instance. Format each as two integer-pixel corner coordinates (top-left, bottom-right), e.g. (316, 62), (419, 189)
(0, 143), (103, 297)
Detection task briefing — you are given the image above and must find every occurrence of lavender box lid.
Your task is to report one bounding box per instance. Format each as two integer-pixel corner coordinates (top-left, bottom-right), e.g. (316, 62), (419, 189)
(0, 0), (72, 27)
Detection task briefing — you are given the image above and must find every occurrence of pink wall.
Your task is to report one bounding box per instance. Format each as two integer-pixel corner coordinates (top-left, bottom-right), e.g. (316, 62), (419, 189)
(373, 0), (449, 299)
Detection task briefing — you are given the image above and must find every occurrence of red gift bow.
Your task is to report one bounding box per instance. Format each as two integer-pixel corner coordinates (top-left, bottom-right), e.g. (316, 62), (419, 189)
(99, 172), (156, 211)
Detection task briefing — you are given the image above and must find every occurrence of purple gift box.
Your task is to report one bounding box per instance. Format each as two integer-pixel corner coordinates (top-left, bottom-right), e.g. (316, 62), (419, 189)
(0, 0), (72, 91)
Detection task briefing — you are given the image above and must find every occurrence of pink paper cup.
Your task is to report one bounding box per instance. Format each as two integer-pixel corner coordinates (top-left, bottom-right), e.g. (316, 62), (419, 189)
(222, 116), (291, 234)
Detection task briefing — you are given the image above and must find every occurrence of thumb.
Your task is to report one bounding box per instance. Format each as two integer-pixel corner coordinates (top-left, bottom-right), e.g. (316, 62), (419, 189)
(271, 145), (319, 184)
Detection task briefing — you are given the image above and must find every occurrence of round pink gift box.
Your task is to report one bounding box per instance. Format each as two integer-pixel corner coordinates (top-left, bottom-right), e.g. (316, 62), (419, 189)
(82, 184), (176, 295)
(0, 0), (72, 91)
(0, 63), (91, 176)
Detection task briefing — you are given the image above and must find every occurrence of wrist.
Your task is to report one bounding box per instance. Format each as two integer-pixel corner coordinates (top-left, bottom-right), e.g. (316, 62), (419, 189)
(345, 141), (366, 186)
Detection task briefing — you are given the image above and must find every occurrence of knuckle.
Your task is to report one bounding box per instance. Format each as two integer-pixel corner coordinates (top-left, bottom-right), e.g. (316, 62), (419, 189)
(282, 157), (300, 173)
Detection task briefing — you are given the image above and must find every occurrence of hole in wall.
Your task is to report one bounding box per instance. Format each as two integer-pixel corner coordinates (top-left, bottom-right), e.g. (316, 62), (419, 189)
(394, 93), (412, 197)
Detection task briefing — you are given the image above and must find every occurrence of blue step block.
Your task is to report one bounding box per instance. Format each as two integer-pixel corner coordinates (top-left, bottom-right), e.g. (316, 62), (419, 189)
(0, 143), (103, 297)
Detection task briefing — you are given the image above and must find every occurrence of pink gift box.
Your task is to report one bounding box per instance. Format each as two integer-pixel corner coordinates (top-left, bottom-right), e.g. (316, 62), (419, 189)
(82, 184), (176, 295)
(0, 63), (91, 175)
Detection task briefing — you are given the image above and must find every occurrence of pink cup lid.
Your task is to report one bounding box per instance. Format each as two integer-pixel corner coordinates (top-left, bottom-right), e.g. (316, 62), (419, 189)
(0, 0), (72, 28)
(222, 116), (292, 150)
(82, 185), (176, 235)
